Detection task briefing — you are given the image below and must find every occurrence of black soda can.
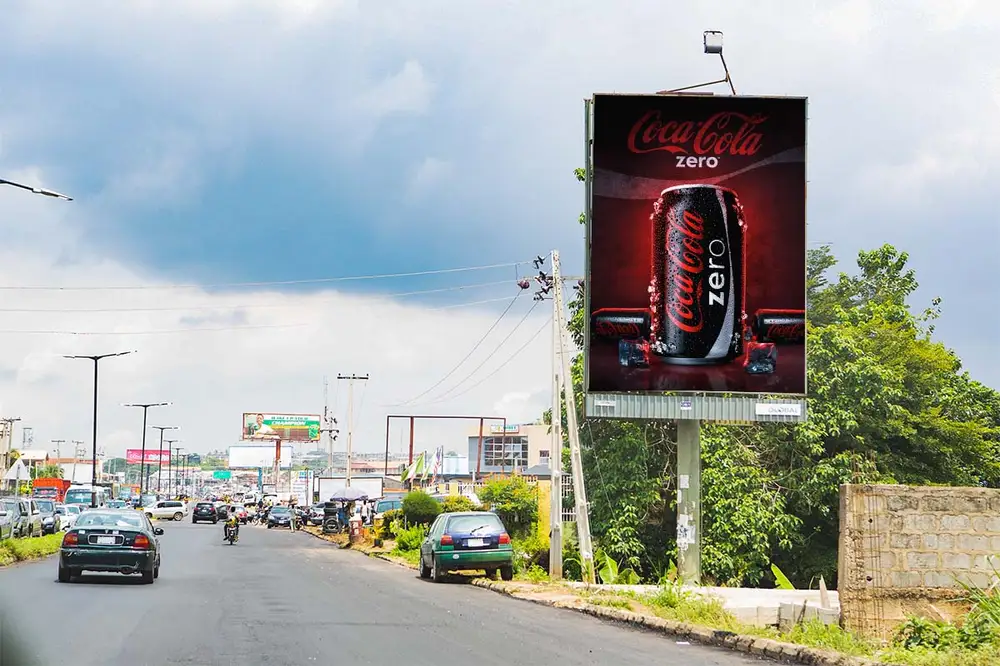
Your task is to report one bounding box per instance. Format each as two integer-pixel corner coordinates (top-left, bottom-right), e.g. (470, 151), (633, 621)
(648, 185), (747, 365)
(752, 309), (805, 343)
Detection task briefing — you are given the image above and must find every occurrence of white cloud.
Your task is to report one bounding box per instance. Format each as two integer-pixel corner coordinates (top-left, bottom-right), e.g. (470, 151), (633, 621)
(0, 183), (551, 459)
(405, 157), (454, 202)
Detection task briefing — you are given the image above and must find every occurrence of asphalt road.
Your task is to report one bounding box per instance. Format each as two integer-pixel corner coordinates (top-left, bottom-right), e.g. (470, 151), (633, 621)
(0, 520), (768, 666)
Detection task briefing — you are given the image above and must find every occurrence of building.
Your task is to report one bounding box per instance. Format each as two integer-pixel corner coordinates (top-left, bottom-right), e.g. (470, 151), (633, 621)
(466, 423), (552, 476)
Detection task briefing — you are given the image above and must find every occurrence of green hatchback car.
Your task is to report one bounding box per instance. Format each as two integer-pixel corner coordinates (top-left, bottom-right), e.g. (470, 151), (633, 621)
(419, 511), (514, 583)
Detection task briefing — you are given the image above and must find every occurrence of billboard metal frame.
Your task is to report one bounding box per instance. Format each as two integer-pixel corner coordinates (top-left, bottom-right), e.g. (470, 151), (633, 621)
(241, 412), (322, 442)
(582, 93), (808, 424)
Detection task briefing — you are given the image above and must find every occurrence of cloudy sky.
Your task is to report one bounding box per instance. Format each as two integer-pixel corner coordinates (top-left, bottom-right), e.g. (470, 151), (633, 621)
(0, 1), (997, 460)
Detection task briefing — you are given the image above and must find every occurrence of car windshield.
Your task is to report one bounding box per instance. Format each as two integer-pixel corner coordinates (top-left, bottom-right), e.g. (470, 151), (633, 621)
(55, 507), (67, 515)
(64, 490), (92, 504)
(76, 513), (143, 529)
(35, 500), (55, 512)
(271, 507), (290, 514)
(2, 501), (17, 512)
(446, 514), (504, 535)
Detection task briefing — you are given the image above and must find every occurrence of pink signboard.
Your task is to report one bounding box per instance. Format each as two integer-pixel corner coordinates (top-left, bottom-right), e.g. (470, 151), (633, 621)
(126, 449), (170, 465)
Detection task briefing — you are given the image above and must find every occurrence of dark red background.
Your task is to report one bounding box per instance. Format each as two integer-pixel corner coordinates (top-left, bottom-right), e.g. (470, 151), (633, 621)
(587, 94), (807, 395)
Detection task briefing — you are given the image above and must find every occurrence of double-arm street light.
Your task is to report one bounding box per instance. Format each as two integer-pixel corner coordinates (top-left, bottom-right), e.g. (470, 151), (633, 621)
(165, 440), (180, 499)
(150, 426), (178, 494)
(64, 351), (135, 507)
(1, 177), (73, 201)
(124, 402), (171, 496)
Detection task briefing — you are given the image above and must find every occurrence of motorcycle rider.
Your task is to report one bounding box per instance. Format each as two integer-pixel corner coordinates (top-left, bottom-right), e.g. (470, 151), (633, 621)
(224, 505), (240, 542)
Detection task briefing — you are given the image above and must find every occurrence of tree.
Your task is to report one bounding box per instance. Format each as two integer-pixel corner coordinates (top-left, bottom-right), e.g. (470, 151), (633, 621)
(478, 475), (538, 535)
(32, 464), (64, 479)
(401, 490), (441, 525)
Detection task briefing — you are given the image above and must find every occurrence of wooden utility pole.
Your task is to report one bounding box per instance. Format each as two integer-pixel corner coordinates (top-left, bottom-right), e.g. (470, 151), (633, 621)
(337, 374), (369, 487)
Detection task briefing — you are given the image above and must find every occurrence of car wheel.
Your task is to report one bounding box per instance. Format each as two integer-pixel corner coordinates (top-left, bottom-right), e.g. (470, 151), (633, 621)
(146, 513), (154, 520)
(484, 568), (498, 580)
(212, 518), (218, 524)
(154, 565), (160, 579)
(141, 568), (154, 584)
(431, 556), (445, 583)
(419, 556), (431, 579)
(267, 524), (272, 529)
(500, 566), (514, 581)
(192, 518), (197, 523)
(173, 512), (183, 521)
(58, 564), (70, 583)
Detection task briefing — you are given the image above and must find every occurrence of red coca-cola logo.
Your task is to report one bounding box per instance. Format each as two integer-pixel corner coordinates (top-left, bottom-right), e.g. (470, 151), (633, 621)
(765, 323), (804, 340)
(594, 321), (642, 337)
(665, 209), (705, 334)
(627, 111), (767, 156)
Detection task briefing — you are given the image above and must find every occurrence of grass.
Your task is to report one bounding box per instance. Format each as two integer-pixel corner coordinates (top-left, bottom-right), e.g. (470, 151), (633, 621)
(389, 547), (421, 566)
(0, 533), (64, 566)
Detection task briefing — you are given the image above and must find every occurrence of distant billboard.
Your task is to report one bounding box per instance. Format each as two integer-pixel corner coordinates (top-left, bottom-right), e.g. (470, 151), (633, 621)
(242, 413), (321, 442)
(228, 444), (295, 470)
(126, 449), (170, 465)
(586, 93), (807, 395)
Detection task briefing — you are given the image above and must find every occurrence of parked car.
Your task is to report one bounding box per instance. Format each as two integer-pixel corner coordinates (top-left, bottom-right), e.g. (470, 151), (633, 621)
(58, 509), (163, 584)
(419, 511), (514, 583)
(107, 500), (128, 509)
(144, 500), (187, 521)
(1, 498), (43, 538)
(191, 502), (219, 524)
(34, 499), (61, 534)
(267, 505), (293, 529)
(0, 502), (16, 539)
(55, 504), (80, 530)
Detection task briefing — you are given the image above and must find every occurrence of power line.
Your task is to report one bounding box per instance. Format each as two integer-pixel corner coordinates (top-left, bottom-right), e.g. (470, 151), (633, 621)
(0, 323), (309, 336)
(0, 280), (515, 313)
(415, 315), (552, 404)
(391, 291), (524, 406)
(418, 299), (542, 404)
(0, 260), (531, 292)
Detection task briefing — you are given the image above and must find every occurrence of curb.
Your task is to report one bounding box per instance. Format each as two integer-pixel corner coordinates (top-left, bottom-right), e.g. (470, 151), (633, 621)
(470, 580), (888, 666)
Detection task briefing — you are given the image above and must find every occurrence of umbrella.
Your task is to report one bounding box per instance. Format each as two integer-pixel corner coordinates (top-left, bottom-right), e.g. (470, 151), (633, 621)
(327, 487), (369, 502)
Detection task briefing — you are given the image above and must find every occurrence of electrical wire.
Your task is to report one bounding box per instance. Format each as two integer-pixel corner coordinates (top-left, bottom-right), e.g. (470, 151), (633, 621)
(413, 315), (552, 404)
(0, 323), (310, 336)
(0, 280), (514, 313)
(419, 299), (542, 404)
(390, 291), (524, 406)
(0, 260), (531, 292)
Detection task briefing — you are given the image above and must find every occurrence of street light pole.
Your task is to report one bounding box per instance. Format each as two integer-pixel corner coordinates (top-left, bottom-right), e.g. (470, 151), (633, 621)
(174, 447), (185, 498)
(165, 440), (179, 498)
(150, 426), (178, 495)
(64, 351), (135, 507)
(124, 402), (170, 497)
(0, 177), (73, 201)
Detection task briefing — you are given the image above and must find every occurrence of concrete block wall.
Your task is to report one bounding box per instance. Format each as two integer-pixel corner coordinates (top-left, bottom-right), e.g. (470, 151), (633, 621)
(838, 484), (1000, 640)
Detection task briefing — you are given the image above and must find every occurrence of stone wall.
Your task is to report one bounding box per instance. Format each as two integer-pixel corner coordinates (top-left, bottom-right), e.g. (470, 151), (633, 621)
(838, 484), (1000, 640)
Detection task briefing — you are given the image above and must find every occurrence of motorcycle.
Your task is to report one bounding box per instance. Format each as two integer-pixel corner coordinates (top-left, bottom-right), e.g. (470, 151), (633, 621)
(225, 523), (239, 544)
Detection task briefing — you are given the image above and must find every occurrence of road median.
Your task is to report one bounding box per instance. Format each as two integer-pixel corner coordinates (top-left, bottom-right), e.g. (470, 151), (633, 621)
(0, 533), (64, 567)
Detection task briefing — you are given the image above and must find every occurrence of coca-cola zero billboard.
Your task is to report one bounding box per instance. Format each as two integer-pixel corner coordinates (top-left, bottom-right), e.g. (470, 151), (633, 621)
(586, 93), (806, 395)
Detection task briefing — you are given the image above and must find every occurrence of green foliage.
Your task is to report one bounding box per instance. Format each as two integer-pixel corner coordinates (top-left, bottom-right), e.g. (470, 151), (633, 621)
(394, 525), (426, 552)
(894, 616), (997, 652)
(378, 509), (403, 539)
(522, 564), (549, 583)
(512, 529), (548, 573)
(771, 563), (795, 590)
(595, 548), (640, 585)
(440, 495), (479, 513)
(401, 490), (441, 526)
(31, 464), (64, 479)
(0, 533), (64, 565)
(478, 475), (537, 534)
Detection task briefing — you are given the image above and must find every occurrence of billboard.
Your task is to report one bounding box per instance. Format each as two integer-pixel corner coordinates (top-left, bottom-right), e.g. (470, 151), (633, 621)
(126, 449), (170, 465)
(586, 93), (807, 395)
(242, 413), (321, 442)
(228, 444), (294, 470)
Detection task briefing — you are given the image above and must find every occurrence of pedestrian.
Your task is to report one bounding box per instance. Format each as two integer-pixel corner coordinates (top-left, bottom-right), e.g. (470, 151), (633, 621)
(360, 501), (371, 526)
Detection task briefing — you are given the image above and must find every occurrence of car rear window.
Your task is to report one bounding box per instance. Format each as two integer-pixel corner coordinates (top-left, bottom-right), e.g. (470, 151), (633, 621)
(445, 514), (504, 534)
(77, 513), (143, 528)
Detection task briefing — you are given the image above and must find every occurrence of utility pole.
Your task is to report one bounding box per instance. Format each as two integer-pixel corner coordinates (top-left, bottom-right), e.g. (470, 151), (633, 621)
(51, 439), (66, 461)
(549, 295), (564, 579)
(150, 426), (177, 495)
(71, 441), (86, 485)
(337, 374), (369, 487)
(173, 446), (185, 498)
(551, 250), (595, 583)
(0, 417), (21, 473)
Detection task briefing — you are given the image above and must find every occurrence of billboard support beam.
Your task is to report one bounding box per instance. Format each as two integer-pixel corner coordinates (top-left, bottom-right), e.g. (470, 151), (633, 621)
(676, 419), (702, 584)
(384, 415), (508, 484)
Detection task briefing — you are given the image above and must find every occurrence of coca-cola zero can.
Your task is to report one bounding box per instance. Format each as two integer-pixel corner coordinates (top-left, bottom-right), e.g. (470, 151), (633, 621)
(648, 184), (747, 365)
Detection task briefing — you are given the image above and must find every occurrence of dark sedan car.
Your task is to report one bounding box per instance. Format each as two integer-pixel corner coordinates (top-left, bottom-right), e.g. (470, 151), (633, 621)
(267, 505), (292, 529)
(34, 499), (61, 534)
(192, 502), (219, 524)
(59, 510), (163, 584)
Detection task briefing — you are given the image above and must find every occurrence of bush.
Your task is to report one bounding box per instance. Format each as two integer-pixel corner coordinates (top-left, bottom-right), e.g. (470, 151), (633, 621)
(441, 495), (479, 513)
(378, 509), (403, 539)
(512, 528), (548, 573)
(402, 490), (441, 525)
(395, 525), (426, 552)
(478, 475), (537, 535)
(0, 533), (64, 566)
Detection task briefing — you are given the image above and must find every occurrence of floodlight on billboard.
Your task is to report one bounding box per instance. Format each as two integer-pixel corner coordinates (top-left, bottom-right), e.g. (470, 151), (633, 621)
(584, 93), (807, 403)
(242, 413), (321, 442)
